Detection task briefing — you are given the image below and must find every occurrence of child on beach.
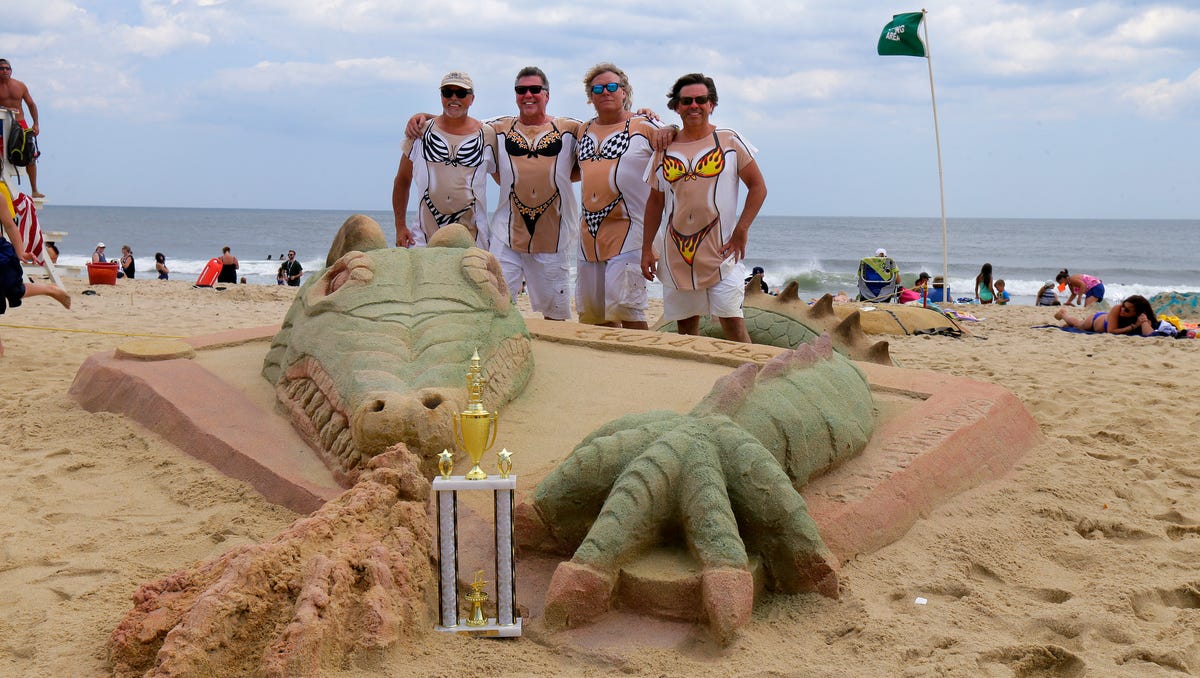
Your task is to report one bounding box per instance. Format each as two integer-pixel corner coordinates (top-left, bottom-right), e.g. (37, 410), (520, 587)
(994, 279), (1010, 305)
(1036, 281), (1060, 306)
(1056, 269), (1104, 307)
(155, 252), (169, 280)
(1, 181), (71, 354)
(975, 263), (997, 304)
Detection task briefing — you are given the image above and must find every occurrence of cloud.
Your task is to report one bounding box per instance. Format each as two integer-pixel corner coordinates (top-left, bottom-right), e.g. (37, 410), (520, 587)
(1122, 67), (1200, 117)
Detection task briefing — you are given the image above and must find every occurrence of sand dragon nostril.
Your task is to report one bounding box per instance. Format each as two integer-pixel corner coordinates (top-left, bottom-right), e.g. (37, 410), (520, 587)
(369, 400), (385, 413)
(421, 394), (444, 409)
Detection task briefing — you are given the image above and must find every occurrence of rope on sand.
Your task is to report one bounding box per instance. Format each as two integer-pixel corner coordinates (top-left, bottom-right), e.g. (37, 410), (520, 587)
(0, 323), (187, 339)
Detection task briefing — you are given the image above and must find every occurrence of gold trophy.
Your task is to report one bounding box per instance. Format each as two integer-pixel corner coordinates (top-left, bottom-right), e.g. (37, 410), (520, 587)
(497, 448), (514, 479)
(465, 570), (489, 627)
(452, 349), (498, 480)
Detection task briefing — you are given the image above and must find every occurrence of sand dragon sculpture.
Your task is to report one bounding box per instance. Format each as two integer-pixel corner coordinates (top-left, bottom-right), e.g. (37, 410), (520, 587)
(261, 217), (533, 482)
(108, 216), (882, 673)
(516, 335), (874, 642)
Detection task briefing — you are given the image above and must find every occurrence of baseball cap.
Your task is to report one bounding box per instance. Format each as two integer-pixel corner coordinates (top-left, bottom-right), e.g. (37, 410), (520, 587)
(875, 248), (887, 257)
(97, 242), (106, 248)
(440, 71), (474, 90)
(916, 271), (930, 280)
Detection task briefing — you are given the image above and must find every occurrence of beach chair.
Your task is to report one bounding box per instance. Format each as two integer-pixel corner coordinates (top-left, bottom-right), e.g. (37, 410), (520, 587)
(926, 276), (951, 303)
(856, 256), (900, 302)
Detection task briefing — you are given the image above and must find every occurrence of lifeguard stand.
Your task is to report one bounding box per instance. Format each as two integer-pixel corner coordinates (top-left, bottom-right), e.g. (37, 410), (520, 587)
(2, 109), (66, 287)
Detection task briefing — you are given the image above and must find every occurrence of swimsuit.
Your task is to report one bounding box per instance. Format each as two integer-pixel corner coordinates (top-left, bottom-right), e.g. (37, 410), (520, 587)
(977, 282), (994, 302)
(217, 262), (238, 283)
(422, 124), (486, 167)
(503, 119), (563, 158)
(1092, 311), (1108, 332)
(661, 132), (725, 183)
(578, 118), (632, 163)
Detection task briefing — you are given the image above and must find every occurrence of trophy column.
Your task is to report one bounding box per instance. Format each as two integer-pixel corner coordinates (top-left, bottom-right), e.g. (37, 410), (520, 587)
(432, 476), (521, 637)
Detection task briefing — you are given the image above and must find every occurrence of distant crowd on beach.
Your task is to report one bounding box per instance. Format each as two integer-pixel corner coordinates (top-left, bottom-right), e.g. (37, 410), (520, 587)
(81, 243), (306, 286)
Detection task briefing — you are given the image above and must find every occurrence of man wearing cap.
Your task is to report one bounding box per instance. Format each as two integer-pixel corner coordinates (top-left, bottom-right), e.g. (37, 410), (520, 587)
(392, 71), (498, 249)
(91, 243), (107, 263)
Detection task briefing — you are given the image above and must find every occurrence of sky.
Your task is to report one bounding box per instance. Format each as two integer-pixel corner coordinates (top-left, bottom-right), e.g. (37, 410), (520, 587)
(4, 1), (1198, 218)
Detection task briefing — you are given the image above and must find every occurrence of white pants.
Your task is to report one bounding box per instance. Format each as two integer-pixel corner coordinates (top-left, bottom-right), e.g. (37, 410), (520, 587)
(661, 264), (747, 322)
(494, 244), (571, 320)
(574, 249), (647, 325)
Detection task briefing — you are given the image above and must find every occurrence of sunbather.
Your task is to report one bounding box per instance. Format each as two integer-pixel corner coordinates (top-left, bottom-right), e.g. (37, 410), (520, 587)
(1054, 294), (1157, 336)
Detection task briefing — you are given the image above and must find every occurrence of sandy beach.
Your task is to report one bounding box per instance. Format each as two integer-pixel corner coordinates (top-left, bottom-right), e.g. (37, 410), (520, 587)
(2, 275), (1198, 676)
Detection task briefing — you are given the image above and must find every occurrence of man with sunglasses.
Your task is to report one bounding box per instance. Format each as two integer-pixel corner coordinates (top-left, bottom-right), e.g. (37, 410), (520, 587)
(641, 73), (767, 343)
(574, 62), (662, 329)
(392, 71), (497, 249)
(0, 59), (43, 198)
(476, 66), (586, 321)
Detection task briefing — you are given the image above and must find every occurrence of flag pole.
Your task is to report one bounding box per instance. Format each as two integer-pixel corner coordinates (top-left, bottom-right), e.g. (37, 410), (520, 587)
(920, 9), (949, 301)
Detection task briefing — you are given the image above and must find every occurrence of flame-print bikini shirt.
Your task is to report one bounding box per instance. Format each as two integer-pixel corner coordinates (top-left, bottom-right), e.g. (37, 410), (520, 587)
(401, 120), (497, 248)
(646, 128), (757, 291)
(576, 114), (661, 263)
(487, 116), (582, 256)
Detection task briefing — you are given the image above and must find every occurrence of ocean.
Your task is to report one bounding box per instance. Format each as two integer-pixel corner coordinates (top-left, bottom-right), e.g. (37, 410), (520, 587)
(36, 206), (1200, 306)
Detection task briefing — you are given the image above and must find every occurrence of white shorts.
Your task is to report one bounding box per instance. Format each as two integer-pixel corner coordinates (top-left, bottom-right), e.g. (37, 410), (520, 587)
(575, 249), (648, 325)
(661, 266), (747, 322)
(494, 244), (571, 320)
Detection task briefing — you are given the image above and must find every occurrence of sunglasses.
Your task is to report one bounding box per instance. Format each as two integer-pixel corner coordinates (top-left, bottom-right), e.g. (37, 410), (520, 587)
(590, 82), (621, 94)
(514, 85), (546, 95)
(678, 95), (711, 106)
(440, 87), (472, 99)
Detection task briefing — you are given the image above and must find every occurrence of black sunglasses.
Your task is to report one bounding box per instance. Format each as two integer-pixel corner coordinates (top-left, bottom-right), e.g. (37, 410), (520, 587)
(678, 95), (711, 106)
(514, 85), (546, 95)
(590, 82), (621, 94)
(440, 87), (472, 99)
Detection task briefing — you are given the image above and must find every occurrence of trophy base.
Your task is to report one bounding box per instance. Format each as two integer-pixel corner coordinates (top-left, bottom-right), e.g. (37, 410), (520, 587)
(464, 464), (488, 480)
(437, 617), (523, 638)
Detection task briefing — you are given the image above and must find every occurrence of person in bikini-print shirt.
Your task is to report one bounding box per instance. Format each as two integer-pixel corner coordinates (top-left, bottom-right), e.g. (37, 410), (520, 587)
(642, 73), (767, 343)
(574, 62), (662, 329)
(392, 71), (497, 248)
(486, 67), (582, 320)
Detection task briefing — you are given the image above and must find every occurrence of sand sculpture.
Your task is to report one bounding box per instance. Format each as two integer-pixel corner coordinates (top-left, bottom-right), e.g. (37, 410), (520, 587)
(261, 217), (534, 482)
(658, 279), (968, 363)
(515, 335), (875, 642)
(109, 446), (434, 677)
(107, 216), (889, 672)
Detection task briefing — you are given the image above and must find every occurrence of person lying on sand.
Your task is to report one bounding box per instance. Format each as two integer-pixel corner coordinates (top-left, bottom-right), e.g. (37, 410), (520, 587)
(1054, 294), (1156, 336)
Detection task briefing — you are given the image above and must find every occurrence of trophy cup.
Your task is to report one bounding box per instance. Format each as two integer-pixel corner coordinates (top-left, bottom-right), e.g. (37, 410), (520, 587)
(452, 349), (498, 480)
(465, 570), (489, 627)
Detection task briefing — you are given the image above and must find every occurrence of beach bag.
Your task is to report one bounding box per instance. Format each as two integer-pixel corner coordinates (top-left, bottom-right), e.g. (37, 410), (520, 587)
(6, 125), (38, 167)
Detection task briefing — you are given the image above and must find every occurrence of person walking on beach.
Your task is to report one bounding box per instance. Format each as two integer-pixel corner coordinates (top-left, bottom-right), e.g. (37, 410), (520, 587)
(92, 242), (107, 263)
(975, 263), (996, 304)
(119, 245), (135, 279)
(282, 249), (302, 286)
(641, 73), (766, 343)
(155, 252), (169, 280)
(217, 246), (239, 284)
(0, 59), (42, 198)
(392, 71), (497, 249)
(575, 63), (662, 329)
(1056, 269), (1104, 307)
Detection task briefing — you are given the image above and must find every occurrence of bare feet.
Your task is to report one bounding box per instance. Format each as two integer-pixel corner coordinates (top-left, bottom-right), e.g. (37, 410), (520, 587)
(50, 287), (71, 309)
(31, 192), (45, 199)
(1053, 309), (1066, 321)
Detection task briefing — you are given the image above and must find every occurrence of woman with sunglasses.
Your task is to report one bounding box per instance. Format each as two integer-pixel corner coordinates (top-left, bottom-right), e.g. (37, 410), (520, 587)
(392, 71), (497, 249)
(641, 73), (767, 343)
(574, 63), (663, 329)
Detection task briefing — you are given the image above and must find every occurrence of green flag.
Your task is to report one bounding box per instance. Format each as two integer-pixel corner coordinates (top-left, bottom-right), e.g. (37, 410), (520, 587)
(878, 12), (926, 57)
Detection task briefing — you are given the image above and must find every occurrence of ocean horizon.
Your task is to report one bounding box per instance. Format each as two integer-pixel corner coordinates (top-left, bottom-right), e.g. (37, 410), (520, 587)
(32, 204), (1200, 306)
